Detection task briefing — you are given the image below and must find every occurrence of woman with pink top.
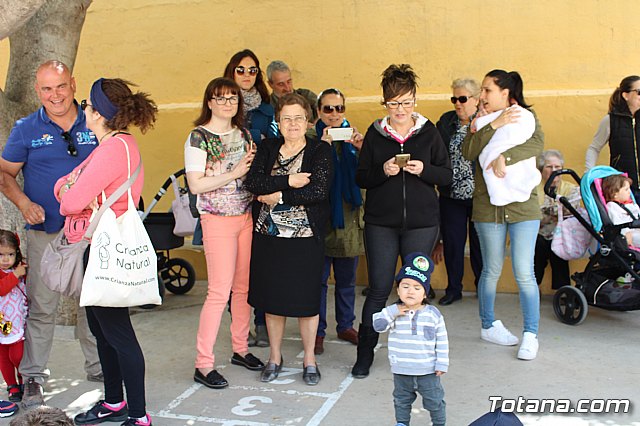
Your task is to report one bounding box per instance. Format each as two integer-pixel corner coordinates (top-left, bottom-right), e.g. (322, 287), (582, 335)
(55, 78), (157, 426)
(185, 77), (264, 390)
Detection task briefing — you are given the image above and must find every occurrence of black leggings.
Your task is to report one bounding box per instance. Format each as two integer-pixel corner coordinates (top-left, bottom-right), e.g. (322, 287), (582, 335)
(360, 224), (439, 327)
(85, 306), (146, 418)
(83, 247), (146, 418)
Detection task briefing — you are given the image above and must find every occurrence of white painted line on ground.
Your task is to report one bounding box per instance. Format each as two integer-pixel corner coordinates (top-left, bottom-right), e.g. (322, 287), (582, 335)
(155, 382), (201, 415)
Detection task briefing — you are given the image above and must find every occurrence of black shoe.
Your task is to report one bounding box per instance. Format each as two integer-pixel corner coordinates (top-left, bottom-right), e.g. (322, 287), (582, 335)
(260, 357), (283, 382)
(438, 293), (462, 306)
(7, 385), (22, 403)
(428, 287), (436, 299)
(194, 369), (228, 389)
(302, 365), (321, 386)
(74, 400), (128, 424)
(351, 325), (378, 379)
(231, 353), (265, 371)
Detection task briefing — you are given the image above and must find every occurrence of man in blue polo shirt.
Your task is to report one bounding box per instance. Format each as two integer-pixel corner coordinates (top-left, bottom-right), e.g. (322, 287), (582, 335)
(0, 60), (101, 408)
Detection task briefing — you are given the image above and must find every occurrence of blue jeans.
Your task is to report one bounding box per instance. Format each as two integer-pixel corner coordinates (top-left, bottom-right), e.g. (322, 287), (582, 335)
(393, 374), (446, 426)
(475, 221), (540, 334)
(361, 224), (439, 327)
(318, 256), (358, 336)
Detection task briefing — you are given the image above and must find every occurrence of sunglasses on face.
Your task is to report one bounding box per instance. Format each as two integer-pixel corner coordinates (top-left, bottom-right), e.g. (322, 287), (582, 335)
(235, 66), (259, 76)
(628, 89), (640, 95)
(80, 99), (92, 111)
(61, 131), (77, 157)
(450, 96), (471, 104)
(321, 104), (346, 114)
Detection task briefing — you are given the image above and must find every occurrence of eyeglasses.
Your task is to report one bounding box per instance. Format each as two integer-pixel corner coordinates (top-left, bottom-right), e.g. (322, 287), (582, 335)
(212, 96), (240, 105)
(61, 131), (77, 157)
(450, 96), (472, 104)
(280, 115), (306, 125)
(235, 66), (259, 76)
(321, 104), (346, 114)
(384, 99), (416, 109)
(80, 99), (92, 111)
(628, 89), (640, 95)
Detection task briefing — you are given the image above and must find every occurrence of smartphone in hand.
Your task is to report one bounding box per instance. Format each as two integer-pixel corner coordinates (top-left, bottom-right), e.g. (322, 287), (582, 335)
(395, 153), (411, 168)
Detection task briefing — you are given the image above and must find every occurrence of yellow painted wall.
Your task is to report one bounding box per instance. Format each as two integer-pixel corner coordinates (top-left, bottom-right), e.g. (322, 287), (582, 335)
(2, 0), (638, 294)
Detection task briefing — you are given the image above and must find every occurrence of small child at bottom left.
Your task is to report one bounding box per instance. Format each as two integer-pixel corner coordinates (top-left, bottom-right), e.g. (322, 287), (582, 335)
(0, 231), (28, 404)
(373, 252), (448, 426)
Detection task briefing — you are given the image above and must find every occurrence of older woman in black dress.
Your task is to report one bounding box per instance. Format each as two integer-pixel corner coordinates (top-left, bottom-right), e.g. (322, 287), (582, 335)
(245, 93), (332, 386)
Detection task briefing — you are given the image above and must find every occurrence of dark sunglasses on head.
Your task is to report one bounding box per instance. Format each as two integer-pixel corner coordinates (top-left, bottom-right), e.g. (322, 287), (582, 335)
(235, 66), (259, 76)
(321, 104), (346, 114)
(80, 99), (92, 111)
(450, 96), (471, 104)
(61, 131), (77, 157)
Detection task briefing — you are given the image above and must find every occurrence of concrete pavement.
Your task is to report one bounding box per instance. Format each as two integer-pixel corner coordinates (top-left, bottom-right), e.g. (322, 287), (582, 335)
(1, 282), (639, 425)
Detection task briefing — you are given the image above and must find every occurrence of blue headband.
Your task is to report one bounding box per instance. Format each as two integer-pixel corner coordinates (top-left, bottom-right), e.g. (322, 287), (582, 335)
(89, 78), (118, 120)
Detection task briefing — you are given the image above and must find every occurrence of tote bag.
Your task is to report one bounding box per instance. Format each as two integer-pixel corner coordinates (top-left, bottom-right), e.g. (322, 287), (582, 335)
(171, 174), (197, 237)
(80, 138), (161, 308)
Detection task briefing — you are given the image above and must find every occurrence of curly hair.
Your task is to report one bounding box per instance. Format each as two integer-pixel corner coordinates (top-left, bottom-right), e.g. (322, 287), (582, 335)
(9, 406), (73, 426)
(380, 64), (418, 102)
(101, 79), (158, 134)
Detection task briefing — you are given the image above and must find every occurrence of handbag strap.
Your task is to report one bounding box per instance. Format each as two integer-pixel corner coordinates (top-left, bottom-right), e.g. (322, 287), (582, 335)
(83, 137), (141, 239)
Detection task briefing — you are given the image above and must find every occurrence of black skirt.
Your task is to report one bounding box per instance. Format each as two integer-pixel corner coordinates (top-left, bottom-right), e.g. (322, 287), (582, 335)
(249, 232), (323, 317)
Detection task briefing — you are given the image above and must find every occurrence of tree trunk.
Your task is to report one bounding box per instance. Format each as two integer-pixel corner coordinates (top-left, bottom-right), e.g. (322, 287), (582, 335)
(0, 0), (93, 324)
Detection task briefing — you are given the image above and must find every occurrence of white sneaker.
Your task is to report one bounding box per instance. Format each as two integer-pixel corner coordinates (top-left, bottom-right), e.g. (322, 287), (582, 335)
(517, 332), (539, 360)
(480, 320), (519, 346)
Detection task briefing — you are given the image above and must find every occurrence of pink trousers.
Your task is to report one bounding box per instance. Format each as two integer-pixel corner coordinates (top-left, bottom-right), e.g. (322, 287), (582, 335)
(195, 213), (252, 369)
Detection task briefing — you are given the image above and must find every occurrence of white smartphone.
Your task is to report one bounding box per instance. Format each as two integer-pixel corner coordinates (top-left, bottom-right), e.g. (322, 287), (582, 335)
(327, 127), (354, 141)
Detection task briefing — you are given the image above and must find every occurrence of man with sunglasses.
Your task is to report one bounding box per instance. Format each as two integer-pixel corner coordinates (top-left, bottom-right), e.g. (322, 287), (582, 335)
(0, 60), (100, 409)
(266, 60), (318, 123)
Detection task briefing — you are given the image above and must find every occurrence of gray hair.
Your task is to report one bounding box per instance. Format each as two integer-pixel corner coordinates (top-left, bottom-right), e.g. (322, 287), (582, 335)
(451, 78), (480, 97)
(266, 60), (290, 82)
(537, 149), (565, 171)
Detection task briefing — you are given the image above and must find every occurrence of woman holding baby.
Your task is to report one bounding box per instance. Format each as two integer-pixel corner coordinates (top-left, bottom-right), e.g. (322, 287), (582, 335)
(462, 69), (543, 361)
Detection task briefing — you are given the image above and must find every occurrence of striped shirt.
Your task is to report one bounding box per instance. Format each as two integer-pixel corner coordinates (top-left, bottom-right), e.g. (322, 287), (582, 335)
(373, 303), (449, 375)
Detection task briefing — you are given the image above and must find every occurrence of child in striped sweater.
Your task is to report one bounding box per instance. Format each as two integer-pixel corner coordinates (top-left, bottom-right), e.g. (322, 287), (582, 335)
(373, 252), (448, 426)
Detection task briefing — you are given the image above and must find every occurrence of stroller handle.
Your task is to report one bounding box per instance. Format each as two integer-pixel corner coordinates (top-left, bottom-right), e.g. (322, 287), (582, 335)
(544, 169), (582, 199)
(140, 169), (186, 221)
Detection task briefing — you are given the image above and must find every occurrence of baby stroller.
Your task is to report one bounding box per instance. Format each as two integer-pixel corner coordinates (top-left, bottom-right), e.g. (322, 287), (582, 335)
(140, 169), (197, 295)
(546, 166), (640, 325)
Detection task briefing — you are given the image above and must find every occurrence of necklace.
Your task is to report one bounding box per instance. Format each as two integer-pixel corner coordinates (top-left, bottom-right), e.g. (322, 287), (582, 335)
(99, 130), (116, 143)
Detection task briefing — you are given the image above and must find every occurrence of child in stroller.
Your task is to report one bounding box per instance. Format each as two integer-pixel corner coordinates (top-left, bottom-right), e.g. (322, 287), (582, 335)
(602, 174), (640, 248)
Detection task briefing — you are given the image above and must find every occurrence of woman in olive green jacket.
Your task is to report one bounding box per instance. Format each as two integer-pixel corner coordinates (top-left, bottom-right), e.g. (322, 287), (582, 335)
(462, 69), (543, 361)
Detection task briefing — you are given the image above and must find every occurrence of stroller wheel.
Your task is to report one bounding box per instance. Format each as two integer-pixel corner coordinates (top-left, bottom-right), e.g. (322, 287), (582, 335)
(163, 258), (196, 295)
(553, 285), (588, 325)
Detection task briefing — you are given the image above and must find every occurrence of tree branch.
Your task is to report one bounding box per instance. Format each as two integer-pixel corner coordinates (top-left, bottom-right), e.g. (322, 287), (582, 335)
(0, 0), (47, 40)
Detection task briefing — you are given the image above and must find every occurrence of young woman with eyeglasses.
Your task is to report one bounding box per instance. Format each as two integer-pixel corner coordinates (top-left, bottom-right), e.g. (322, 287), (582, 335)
(586, 75), (640, 198)
(434, 78), (483, 306)
(313, 88), (365, 355)
(352, 64), (452, 379)
(56, 77), (157, 425)
(223, 49), (277, 143)
(184, 77), (264, 390)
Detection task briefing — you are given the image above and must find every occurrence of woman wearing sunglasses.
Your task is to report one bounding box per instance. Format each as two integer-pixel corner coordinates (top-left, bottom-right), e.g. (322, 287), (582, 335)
(434, 78), (483, 306)
(58, 78), (157, 426)
(185, 78), (263, 390)
(352, 64), (452, 379)
(313, 88), (364, 355)
(223, 49), (277, 144)
(586, 75), (640, 198)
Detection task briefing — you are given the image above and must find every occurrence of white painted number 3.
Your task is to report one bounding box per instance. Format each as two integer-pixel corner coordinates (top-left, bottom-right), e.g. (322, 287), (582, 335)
(231, 396), (273, 416)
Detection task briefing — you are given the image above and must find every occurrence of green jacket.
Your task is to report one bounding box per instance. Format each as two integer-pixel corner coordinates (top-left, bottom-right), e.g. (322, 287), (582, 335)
(324, 197), (365, 258)
(462, 109), (544, 224)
